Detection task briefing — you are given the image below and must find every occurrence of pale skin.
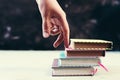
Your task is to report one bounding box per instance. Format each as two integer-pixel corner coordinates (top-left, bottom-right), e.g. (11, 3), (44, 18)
(36, 0), (70, 48)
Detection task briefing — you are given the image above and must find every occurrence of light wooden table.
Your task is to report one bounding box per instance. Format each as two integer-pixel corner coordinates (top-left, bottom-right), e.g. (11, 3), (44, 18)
(0, 50), (119, 80)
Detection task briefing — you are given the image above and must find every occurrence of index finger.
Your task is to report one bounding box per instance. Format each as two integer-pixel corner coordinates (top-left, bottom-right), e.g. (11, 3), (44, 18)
(59, 14), (70, 48)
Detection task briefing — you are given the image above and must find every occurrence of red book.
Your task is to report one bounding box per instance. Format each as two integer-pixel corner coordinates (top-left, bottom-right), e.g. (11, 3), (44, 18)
(66, 49), (105, 57)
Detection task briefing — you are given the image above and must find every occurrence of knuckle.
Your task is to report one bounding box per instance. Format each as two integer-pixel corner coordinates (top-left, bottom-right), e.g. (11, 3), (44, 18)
(58, 11), (66, 19)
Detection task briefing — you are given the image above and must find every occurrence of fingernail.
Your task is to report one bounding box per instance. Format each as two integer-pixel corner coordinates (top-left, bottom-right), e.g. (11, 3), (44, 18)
(65, 46), (73, 50)
(43, 32), (49, 38)
(64, 45), (69, 49)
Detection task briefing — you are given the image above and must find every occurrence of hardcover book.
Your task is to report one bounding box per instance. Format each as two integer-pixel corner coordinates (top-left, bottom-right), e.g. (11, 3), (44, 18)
(70, 39), (113, 50)
(59, 57), (101, 67)
(66, 49), (105, 57)
(52, 59), (94, 76)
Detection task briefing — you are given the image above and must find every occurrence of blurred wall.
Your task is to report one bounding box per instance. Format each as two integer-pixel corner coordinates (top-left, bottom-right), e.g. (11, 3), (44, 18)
(0, 0), (120, 50)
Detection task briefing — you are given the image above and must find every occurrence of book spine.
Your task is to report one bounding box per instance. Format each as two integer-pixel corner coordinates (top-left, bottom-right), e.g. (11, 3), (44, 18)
(74, 43), (112, 50)
(66, 50), (105, 57)
(52, 74), (94, 76)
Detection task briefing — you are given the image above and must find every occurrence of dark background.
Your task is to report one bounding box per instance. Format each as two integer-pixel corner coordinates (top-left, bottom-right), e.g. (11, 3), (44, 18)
(0, 0), (120, 50)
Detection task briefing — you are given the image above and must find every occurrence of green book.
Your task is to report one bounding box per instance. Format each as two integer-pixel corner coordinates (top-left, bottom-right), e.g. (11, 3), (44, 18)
(52, 59), (94, 76)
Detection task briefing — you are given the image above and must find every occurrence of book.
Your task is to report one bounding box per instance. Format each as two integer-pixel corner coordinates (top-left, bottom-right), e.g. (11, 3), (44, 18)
(70, 39), (113, 50)
(59, 57), (101, 67)
(66, 49), (105, 57)
(52, 59), (94, 76)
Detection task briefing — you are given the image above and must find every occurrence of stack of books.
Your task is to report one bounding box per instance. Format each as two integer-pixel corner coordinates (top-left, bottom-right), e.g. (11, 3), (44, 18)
(52, 39), (113, 76)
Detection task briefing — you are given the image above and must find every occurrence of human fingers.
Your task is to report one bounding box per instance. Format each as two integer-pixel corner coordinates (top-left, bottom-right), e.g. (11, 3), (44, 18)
(42, 19), (51, 38)
(50, 17), (63, 48)
(50, 25), (60, 36)
(50, 18), (60, 36)
(36, 0), (51, 38)
(53, 33), (63, 48)
(58, 13), (70, 48)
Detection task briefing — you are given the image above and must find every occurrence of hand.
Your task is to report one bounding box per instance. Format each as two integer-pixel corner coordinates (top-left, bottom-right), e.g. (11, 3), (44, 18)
(36, 0), (70, 48)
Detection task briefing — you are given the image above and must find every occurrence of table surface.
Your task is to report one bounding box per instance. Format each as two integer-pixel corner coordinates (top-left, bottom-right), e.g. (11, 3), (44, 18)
(0, 50), (119, 80)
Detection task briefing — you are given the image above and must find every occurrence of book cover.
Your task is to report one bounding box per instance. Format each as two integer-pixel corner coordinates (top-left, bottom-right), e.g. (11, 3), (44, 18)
(52, 59), (94, 76)
(70, 39), (113, 50)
